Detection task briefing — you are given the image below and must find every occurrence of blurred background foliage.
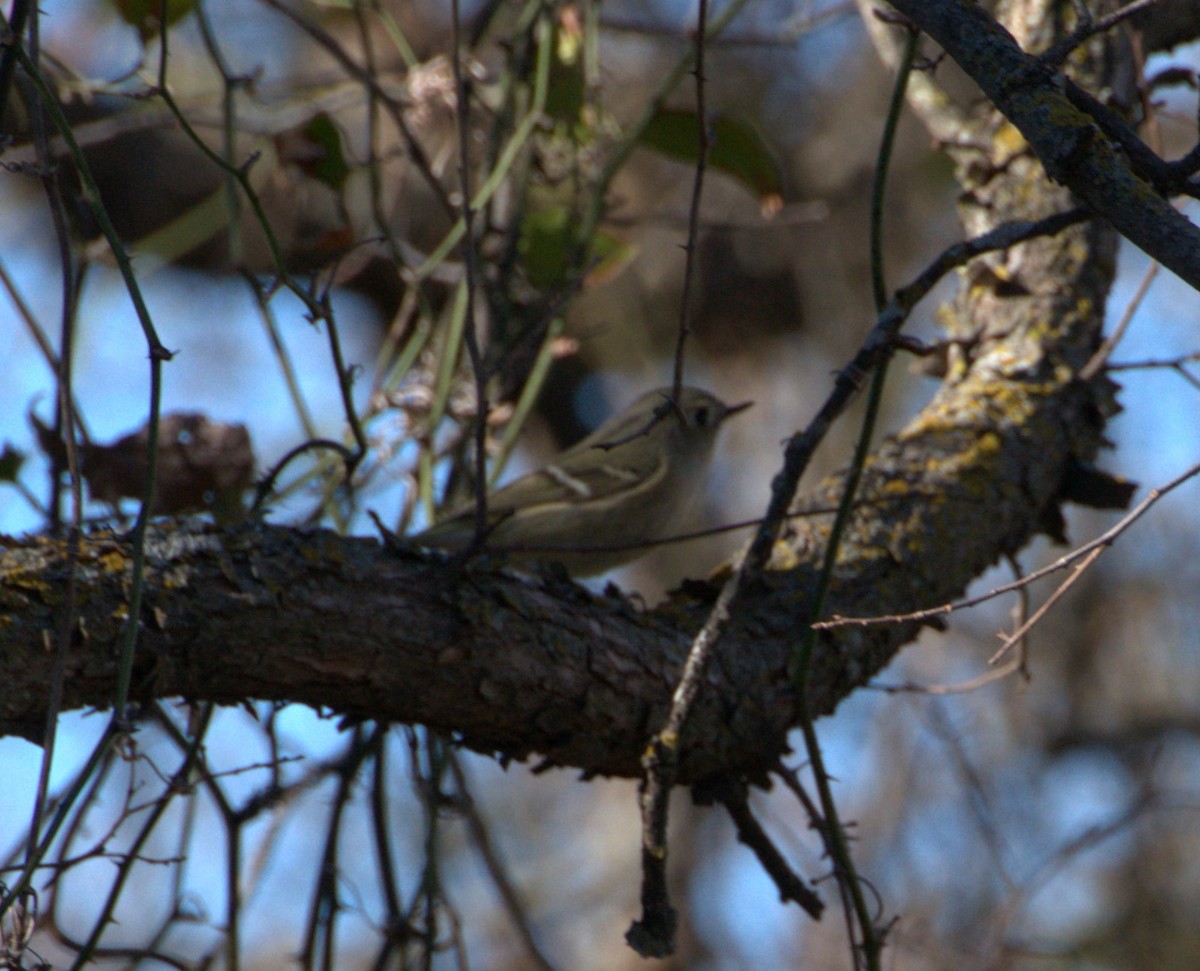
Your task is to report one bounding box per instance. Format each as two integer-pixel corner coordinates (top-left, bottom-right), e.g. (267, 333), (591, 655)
(1, 0), (1200, 968)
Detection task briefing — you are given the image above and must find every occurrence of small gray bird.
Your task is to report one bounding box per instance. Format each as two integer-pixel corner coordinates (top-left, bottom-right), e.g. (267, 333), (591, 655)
(415, 386), (750, 576)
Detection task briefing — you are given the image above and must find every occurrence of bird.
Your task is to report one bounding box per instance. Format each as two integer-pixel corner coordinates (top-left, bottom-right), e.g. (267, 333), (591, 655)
(414, 385), (750, 576)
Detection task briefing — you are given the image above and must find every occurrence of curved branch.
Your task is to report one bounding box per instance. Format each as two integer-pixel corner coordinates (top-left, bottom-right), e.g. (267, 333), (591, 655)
(0, 2), (1130, 788)
(1, 274), (1115, 783)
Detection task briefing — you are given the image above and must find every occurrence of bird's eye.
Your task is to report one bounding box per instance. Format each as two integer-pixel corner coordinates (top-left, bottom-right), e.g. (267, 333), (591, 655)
(692, 406), (713, 428)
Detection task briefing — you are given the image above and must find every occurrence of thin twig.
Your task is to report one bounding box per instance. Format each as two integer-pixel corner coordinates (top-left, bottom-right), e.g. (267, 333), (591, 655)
(1109, 351), (1200, 371)
(258, 0), (455, 219)
(1080, 255), (1158, 379)
(1040, 0), (1164, 69)
(58, 726), (206, 969)
(670, 0), (710, 403)
(449, 0), (490, 547)
(988, 545), (1104, 664)
(871, 657), (1025, 695)
(448, 754), (558, 971)
(783, 26), (921, 970)
(817, 458), (1200, 630)
(19, 5), (86, 921)
(774, 762), (860, 947)
(149, 35), (371, 492)
(1, 8), (172, 728)
(710, 777), (824, 919)
(630, 0), (714, 946)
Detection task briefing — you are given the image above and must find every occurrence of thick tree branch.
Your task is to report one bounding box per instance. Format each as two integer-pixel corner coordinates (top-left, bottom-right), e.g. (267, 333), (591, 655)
(1, 523), (798, 781)
(1, 264), (1116, 783)
(887, 0), (1200, 292)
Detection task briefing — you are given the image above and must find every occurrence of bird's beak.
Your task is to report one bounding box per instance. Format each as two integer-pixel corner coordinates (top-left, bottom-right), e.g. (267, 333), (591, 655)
(725, 400), (753, 419)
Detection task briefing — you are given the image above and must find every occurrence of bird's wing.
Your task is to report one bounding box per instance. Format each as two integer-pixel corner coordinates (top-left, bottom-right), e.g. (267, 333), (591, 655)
(484, 441), (667, 515)
(416, 405), (671, 548)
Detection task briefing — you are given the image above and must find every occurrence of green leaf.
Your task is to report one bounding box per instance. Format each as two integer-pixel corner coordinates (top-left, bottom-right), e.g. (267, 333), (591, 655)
(544, 17), (586, 125)
(519, 203), (634, 289)
(111, 0), (196, 40)
(297, 113), (351, 191)
(638, 109), (784, 213)
(0, 443), (25, 483)
(519, 204), (573, 289)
